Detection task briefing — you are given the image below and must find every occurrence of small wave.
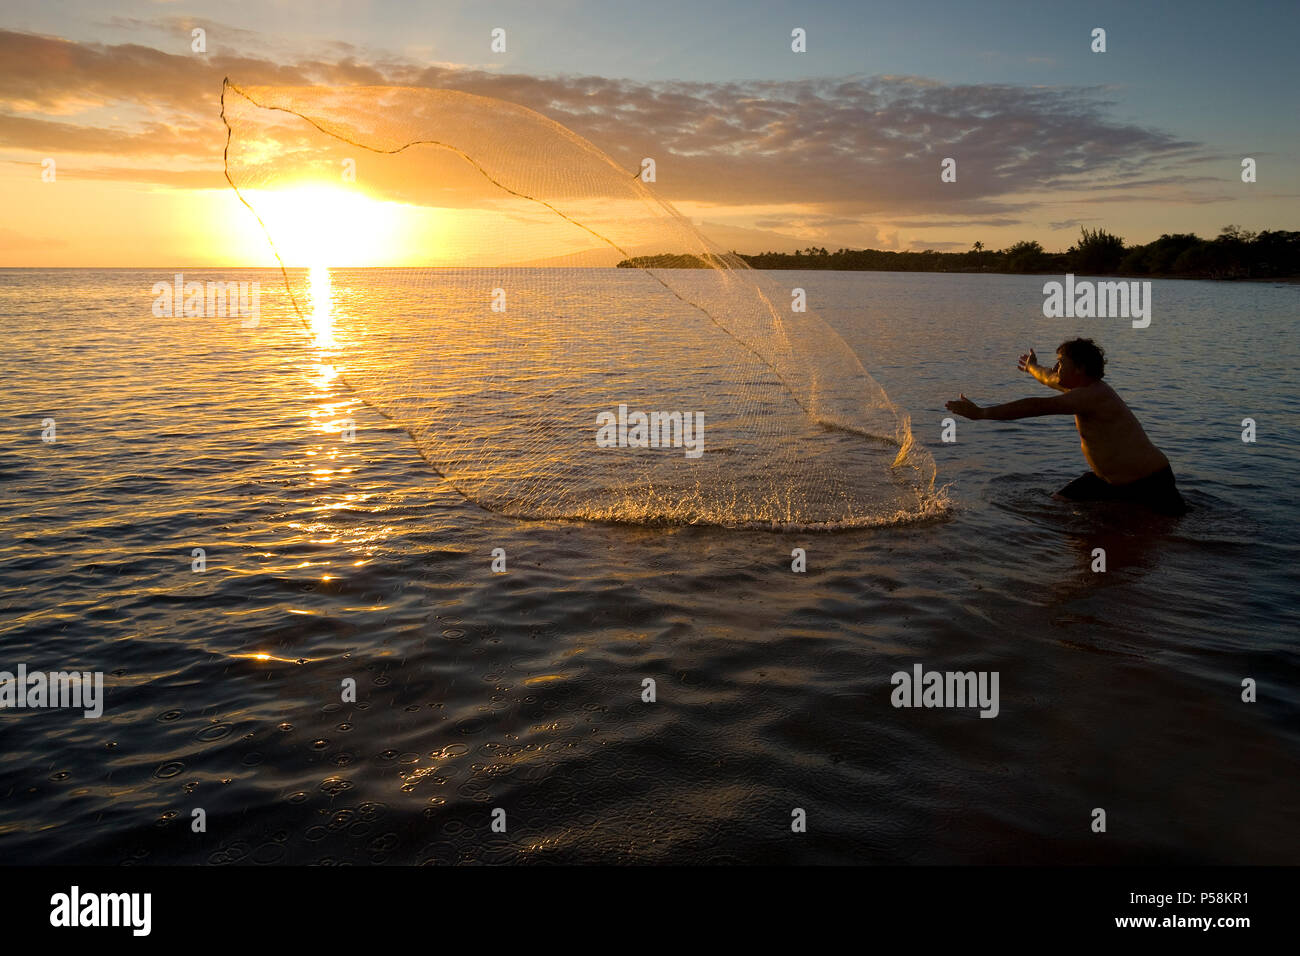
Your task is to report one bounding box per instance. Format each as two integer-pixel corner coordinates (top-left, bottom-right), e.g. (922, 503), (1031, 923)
(503, 486), (954, 532)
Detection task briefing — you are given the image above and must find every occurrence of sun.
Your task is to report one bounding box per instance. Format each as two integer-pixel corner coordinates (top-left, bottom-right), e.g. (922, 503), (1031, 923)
(244, 183), (411, 268)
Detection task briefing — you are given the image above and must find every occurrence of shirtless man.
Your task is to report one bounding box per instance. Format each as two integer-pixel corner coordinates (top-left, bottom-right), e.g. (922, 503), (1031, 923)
(945, 338), (1188, 515)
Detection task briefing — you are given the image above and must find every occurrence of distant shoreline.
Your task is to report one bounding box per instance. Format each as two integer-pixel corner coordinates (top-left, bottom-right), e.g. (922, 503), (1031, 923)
(617, 229), (1300, 281)
(613, 260), (1300, 282)
(1, 267), (1298, 283)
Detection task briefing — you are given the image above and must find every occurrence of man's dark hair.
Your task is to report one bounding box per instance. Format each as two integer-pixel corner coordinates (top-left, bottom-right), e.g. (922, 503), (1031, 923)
(1057, 338), (1105, 379)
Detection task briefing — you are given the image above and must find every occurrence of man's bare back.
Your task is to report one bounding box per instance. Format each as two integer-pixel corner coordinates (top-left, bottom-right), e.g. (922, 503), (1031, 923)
(944, 338), (1187, 515)
(1062, 379), (1168, 484)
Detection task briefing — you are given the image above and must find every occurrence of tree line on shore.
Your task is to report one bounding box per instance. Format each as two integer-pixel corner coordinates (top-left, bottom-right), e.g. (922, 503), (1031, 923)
(616, 226), (1300, 278)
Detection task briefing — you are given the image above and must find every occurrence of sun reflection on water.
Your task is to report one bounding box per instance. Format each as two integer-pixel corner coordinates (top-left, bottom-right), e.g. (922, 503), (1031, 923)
(309, 265), (335, 348)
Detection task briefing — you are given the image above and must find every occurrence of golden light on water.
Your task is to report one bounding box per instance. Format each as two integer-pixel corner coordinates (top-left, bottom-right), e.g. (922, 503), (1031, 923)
(309, 264), (335, 347)
(230, 652), (313, 664)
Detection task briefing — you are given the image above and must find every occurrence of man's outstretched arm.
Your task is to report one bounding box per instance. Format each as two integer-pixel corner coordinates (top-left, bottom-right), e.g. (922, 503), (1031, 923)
(946, 390), (1087, 420)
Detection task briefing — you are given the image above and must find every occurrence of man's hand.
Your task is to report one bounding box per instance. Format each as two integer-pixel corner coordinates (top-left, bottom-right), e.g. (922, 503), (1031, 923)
(1018, 348), (1039, 374)
(945, 393), (983, 420)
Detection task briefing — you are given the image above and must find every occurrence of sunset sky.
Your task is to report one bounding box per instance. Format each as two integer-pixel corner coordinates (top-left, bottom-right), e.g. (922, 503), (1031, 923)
(0, 0), (1296, 266)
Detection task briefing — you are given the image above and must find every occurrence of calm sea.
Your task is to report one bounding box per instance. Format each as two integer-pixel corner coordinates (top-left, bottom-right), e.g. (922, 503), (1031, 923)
(1, 267), (1296, 863)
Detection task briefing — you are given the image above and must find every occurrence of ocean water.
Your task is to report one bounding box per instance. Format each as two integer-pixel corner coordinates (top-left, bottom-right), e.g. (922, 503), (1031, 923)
(0, 267), (1296, 864)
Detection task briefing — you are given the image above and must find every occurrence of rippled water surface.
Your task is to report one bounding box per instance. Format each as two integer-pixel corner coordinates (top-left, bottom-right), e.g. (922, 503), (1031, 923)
(1, 268), (1297, 864)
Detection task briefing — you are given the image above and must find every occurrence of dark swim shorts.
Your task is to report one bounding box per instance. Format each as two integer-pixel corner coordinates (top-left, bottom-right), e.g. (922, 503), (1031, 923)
(1056, 465), (1188, 516)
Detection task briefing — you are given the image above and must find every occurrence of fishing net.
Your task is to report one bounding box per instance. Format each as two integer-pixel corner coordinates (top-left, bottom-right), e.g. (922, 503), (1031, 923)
(220, 79), (940, 529)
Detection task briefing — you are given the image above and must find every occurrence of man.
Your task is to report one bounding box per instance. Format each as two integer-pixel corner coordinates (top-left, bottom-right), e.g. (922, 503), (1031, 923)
(945, 338), (1188, 515)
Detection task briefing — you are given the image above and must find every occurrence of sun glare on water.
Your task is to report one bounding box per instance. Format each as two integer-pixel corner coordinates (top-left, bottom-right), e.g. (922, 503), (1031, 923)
(241, 182), (426, 347)
(309, 264), (334, 347)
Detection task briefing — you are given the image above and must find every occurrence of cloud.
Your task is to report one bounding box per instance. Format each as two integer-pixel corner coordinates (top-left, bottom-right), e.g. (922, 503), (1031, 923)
(1048, 218), (1103, 231)
(0, 113), (216, 160)
(0, 27), (1224, 226)
(889, 217), (1023, 228)
(753, 215), (867, 229)
(0, 159), (226, 188)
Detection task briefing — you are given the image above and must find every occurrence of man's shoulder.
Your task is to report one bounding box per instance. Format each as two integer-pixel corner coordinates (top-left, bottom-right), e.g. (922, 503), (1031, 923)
(1096, 380), (1127, 404)
(1066, 381), (1118, 412)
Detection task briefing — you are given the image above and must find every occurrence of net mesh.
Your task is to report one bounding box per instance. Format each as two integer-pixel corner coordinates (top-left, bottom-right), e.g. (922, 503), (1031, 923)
(220, 79), (941, 529)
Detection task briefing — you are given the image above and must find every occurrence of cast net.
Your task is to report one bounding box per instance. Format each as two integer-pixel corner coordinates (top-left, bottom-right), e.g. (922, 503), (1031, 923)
(220, 79), (941, 529)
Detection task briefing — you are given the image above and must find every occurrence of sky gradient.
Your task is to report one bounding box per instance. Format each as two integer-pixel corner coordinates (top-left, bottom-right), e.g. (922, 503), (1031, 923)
(0, 0), (1296, 266)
